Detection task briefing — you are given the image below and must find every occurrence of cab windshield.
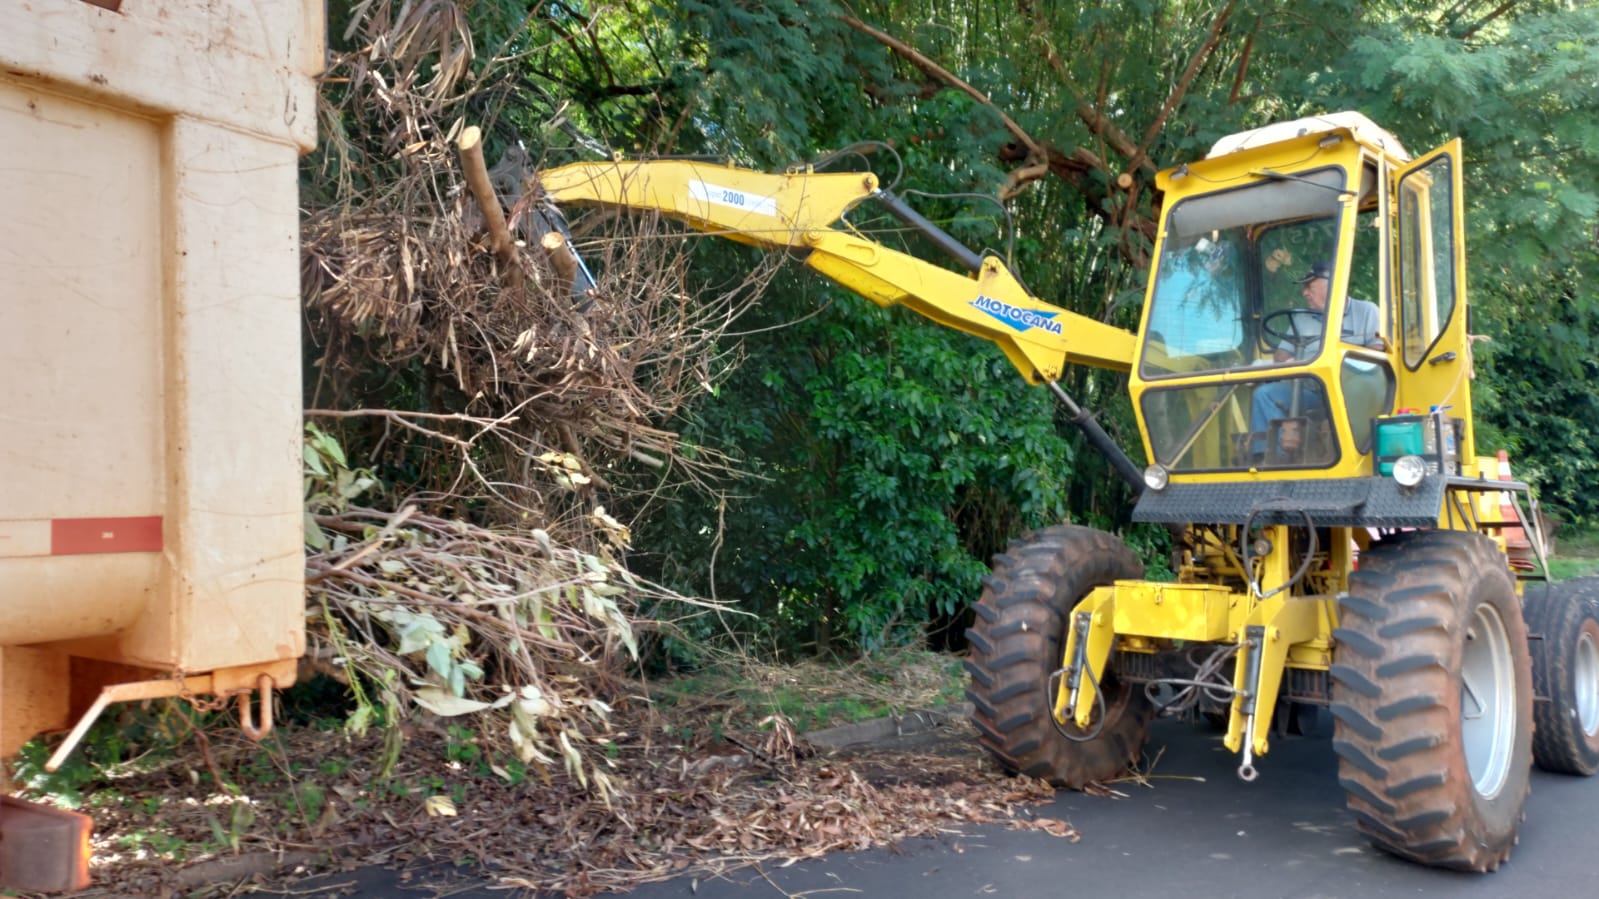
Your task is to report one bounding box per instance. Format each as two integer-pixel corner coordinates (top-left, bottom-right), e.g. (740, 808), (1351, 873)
(1139, 167), (1353, 472)
(1140, 167), (1348, 379)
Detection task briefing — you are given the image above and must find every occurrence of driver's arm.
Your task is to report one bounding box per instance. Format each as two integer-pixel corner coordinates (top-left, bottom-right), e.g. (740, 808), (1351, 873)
(1274, 346), (1294, 363)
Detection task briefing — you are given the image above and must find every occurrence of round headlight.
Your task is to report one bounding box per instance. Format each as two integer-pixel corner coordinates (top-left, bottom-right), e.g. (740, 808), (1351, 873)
(1392, 454), (1427, 488)
(1143, 464), (1170, 492)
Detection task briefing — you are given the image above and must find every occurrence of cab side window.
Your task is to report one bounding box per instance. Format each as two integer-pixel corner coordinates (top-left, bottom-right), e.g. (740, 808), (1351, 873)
(1397, 155), (1458, 368)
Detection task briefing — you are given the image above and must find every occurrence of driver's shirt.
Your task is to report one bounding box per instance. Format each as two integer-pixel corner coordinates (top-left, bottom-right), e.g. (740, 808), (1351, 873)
(1277, 298), (1383, 359)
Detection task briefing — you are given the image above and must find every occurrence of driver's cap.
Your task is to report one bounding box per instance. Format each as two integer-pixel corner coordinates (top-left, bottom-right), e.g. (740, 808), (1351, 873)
(1296, 261), (1332, 284)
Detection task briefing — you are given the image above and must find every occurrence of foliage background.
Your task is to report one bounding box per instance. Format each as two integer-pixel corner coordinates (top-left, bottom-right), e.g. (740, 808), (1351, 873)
(310, 0), (1599, 658)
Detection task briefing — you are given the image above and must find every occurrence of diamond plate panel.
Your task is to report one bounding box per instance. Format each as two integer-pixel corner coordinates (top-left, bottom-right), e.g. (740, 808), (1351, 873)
(1133, 476), (1444, 528)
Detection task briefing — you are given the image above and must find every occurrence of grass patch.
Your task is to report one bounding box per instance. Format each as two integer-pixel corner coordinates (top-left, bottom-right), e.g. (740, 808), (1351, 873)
(1546, 557), (1599, 581)
(1548, 525), (1599, 581)
(649, 646), (966, 735)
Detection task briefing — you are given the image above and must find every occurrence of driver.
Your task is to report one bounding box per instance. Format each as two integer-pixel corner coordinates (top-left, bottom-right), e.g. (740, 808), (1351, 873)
(1271, 262), (1383, 361)
(1250, 262), (1383, 460)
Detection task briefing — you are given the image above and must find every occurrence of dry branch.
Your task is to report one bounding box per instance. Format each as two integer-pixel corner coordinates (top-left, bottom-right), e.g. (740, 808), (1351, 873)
(838, 14), (1045, 164)
(302, 45), (772, 515)
(1228, 16), (1261, 104)
(1020, 6), (1152, 177)
(1124, 0), (1238, 177)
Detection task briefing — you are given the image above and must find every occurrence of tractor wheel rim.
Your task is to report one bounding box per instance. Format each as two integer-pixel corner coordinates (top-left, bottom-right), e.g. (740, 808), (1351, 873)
(1460, 602), (1515, 798)
(1577, 629), (1599, 737)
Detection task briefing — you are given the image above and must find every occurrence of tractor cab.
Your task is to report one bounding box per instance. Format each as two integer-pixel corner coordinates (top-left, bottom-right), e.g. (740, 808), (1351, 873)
(1132, 112), (1470, 486)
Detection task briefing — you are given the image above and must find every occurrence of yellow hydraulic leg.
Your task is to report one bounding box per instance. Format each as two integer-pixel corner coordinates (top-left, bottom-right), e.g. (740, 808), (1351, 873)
(1222, 526), (1323, 780)
(1052, 586), (1117, 728)
(1224, 594), (1321, 779)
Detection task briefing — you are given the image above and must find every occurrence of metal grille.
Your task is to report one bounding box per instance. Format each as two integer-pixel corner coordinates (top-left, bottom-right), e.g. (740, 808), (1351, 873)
(1113, 650), (1164, 683)
(1282, 666), (1330, 703)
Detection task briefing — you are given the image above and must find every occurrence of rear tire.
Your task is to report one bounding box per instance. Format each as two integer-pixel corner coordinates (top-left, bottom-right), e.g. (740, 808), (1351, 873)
(964, 525), (1150, 789)
(1331, 530), (1532, 872)
(1524, 584), (1599, 775)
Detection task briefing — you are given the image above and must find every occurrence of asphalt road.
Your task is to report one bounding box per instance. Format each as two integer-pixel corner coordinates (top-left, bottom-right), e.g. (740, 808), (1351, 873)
(618, 717), (1599, 899)
(267, 716), (1599, 898)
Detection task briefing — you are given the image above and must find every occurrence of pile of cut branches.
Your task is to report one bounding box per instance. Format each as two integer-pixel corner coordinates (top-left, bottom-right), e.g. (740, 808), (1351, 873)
(385, 736), (1069, 896)
(301, 1), (776, 520)
(303, 483), (731, 799)
(295, 2), (773, 794)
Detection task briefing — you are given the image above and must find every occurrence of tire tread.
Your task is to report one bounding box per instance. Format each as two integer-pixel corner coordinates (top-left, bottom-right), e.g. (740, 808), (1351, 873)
(1331, 530), (1532, 872)
(965, 526), (1149, 789)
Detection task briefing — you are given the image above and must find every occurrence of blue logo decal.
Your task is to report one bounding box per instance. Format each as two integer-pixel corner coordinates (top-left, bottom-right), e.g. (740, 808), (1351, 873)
(970, 295), (1063, 335)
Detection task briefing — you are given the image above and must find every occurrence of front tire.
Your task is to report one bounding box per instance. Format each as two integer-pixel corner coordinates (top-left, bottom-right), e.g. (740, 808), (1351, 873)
(1524, 583), (1599, 775)
(964, 525), (1150, 789)
(1331, 530), (1532, 872)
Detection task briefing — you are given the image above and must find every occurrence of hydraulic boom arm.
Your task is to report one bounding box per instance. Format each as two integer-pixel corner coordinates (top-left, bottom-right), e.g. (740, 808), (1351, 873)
(536, 159), (1138, 383)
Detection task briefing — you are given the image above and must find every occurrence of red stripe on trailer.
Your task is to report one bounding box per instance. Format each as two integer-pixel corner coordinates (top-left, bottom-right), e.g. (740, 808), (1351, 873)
(50, 517), (163, 556)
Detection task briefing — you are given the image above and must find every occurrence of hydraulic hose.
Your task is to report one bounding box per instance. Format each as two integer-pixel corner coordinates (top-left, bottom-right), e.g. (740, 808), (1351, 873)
(871, 189), (985, 273)
(1048, 382), (1146, 496)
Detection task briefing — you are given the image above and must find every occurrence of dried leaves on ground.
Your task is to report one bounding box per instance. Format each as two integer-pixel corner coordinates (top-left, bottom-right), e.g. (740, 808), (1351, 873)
(64, 715), (1080, 898)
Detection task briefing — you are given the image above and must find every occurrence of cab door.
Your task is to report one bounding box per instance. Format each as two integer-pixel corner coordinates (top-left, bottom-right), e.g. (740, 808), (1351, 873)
(1391, 139), (1473, 459)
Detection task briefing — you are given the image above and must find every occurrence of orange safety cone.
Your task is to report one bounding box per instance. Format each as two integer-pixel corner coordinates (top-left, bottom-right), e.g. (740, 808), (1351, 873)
(1496, 450), (1534, 571)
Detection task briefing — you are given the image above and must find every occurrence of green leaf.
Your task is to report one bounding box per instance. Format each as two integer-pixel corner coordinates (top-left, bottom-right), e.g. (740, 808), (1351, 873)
(304, 510), (328, 550)
(313, 430), (347, 468)
(303, 443), (328, 477)
(425, 640), (452, 679)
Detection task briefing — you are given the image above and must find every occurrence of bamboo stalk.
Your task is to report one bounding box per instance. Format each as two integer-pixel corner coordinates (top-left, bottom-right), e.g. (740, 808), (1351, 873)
(542, 230), (578, 296)
(457, 125), (518, 270)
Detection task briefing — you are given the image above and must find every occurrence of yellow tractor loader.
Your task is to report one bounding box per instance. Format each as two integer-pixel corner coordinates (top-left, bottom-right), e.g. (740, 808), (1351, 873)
(533, 112), (1595, 871)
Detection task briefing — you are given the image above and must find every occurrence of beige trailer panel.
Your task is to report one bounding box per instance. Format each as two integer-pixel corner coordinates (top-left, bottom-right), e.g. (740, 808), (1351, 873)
(4, 0), (322, 153)
(0, 0), (322, 764)
(1, 85), (163, 519)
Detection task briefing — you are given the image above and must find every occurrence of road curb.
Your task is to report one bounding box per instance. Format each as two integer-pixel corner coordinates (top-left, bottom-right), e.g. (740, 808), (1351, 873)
(803, 703), (970, 751)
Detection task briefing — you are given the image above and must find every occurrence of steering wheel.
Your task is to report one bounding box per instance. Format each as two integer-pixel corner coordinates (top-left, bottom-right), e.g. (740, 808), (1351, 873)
(1261, 308), (1325, 354)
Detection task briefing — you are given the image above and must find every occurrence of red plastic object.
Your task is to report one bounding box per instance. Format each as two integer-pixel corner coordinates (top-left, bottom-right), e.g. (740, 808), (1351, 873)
(0, 795), (92, 892)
